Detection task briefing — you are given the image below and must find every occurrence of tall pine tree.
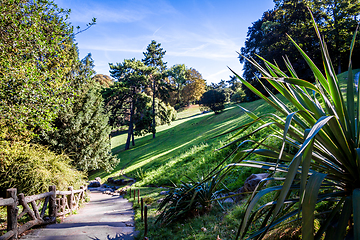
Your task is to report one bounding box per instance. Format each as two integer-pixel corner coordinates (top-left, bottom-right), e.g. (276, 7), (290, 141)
(108, 59), (153, 150)
(38, 55), (118, 171)
(142, 40), (167, 138)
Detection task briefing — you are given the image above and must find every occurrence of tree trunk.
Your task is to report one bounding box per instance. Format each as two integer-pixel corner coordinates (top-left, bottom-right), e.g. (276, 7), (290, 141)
(152, 76), (156, 139)
(338, 57), (341, 74)
(132, 131), (135, 146)
(125, 97), (135, 150)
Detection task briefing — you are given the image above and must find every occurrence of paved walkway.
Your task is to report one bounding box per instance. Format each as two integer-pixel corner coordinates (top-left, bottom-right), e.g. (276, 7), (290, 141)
(21, 191), (137, 240)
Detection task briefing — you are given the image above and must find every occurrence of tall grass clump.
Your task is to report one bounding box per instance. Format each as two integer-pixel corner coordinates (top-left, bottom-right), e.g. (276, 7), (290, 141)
(213, 11), (360, 239)
(0, 141), (86, 196)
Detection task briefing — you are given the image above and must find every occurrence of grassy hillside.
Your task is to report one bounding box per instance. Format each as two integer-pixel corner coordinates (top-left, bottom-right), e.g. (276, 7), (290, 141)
(90, 69), (359, 186)
(90, 99), (274, 187)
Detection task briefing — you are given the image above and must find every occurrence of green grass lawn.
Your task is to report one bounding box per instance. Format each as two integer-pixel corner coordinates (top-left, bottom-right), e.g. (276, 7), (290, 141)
(89, 100), (270, 186)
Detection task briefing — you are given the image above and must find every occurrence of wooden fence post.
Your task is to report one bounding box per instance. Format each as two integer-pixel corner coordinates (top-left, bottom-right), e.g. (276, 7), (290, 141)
(80, 186), (84, 202)
(137, 189), (140, 204)
(141, 198), (144, 221)
(68, 186), (74, 212)
(133, 189), (135, 201)
(144, 205), (148, 238)
(6, 188), (18, 239)
(129, 188), (131, 198)
(49, 185), (56, 221)
(60, 197), (65, 218)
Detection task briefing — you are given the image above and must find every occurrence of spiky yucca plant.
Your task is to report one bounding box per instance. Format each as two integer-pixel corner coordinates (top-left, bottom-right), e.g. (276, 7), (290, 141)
(156, 175), (223, 225)
(221, 12), (360, 239)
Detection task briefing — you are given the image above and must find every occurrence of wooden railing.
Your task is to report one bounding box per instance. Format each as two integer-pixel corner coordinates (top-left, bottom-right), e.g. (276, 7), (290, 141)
(0, 185), (87, 240)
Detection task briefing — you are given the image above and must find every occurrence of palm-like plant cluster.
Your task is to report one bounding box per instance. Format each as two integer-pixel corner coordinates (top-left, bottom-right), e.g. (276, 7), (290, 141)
(223, 12), (360, 240)
(156, 176), (223, 225)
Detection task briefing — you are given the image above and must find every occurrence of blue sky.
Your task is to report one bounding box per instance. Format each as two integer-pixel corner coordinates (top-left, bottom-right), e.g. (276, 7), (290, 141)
(57, 0), (275, 84)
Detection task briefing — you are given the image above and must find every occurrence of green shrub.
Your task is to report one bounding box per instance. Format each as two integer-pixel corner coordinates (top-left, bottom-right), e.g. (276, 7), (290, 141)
(199, 90), (226, 114)
(38, 87), (118, 172)
(0, 141), (86, 196)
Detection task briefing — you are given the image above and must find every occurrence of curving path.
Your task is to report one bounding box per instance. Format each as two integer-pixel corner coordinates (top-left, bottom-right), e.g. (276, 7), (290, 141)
(21, 191), (137, 240)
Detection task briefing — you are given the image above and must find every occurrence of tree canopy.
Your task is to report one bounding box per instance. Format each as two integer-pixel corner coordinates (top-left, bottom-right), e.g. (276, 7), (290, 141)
(199, 90), (226, 114)
(0, 0), (79, 141)
(239, 0), (360, 102)
(107, 59), (153, 150)
(142, 40), (168, 138)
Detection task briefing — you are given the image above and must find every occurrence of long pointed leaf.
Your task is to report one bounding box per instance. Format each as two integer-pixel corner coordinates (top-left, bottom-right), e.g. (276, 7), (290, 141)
(353, 189), (360, 240)
(334, 196), (352, 240)
(302, 173), (327, 240)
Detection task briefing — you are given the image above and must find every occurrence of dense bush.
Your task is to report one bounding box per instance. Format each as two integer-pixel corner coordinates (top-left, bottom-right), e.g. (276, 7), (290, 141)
(0, 141), (85, 196)
(199, 90), (226, 114)
(0, 0), (82, 141)
(231, 88), (246, 103)
(38, 87), (118, 172)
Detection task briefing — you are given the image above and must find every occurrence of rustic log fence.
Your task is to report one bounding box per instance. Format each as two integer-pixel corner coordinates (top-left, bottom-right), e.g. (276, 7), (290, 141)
(0, 185), (87, 240)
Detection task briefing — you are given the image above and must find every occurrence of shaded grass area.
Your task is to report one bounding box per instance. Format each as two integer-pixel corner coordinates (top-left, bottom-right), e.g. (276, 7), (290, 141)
(127, 186), (301, 240)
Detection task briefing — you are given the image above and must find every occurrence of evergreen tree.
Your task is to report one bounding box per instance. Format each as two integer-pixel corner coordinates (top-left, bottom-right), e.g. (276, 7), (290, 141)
(40, 87), (118, 171)
(108, 59), (153, 150)
(38, 55), (118, 171)
(142, 40), (168, 139)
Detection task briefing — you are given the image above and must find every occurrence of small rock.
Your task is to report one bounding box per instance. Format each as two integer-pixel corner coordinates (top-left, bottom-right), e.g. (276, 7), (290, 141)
(160, 191), (169, 195)
(201, 227), (207, 232)
(113, 179), (124, 185)
(95, 177), (101, 182)
(243, 173), (269, 192)
(88, 180), (100, 188)
(157, 198), (164, 203)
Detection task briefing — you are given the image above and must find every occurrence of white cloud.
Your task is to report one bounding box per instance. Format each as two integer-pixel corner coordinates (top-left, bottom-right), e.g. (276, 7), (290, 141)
(205, 69), (230, 80)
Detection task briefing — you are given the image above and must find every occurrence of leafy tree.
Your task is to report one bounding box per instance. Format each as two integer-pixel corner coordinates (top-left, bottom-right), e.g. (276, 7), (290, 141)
(166, 64), (187, 107)
(199, 90), (226, 114)
(239, 0), (360, 102)
(316, 0), (360, 73)
(231, 87), (246, 103)
(182, 68), (206, 105)
(226, 75), (242, 91)
(92, 74), (114, 88)
(108, 59), (153, 150)
(0, 0), (79, 141)
(142, 40), (168, 138)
